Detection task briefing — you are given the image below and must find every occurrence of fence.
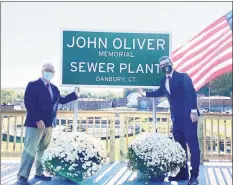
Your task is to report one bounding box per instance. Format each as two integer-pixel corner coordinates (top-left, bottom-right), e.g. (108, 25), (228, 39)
(1, 110), (232, 162)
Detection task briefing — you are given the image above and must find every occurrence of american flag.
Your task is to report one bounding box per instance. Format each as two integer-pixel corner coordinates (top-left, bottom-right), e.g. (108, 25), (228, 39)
(172, 10), (232, 91)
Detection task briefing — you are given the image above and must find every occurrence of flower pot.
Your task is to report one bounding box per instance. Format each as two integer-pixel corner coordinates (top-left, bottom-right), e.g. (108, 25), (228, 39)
(149, 174), (166, 182)
(137, 170), (166, 182)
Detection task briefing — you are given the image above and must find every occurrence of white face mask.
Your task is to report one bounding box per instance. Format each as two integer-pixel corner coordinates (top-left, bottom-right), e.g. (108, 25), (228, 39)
(43, 71), (54, 81)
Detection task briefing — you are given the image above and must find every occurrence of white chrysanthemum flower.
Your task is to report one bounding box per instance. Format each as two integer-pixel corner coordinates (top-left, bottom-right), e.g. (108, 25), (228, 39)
(127, 132), (186, 180)
(41, 132), (107, 182)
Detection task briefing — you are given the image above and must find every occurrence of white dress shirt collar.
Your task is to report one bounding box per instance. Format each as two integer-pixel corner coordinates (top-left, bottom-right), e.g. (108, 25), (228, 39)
(41, 77), (50, 86)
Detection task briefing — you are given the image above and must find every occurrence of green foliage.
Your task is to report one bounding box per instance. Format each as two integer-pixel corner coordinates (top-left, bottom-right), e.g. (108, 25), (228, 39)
(197, 72), (232, 96)
(1, 90), (24, 105)
(209, 72), (232, 96)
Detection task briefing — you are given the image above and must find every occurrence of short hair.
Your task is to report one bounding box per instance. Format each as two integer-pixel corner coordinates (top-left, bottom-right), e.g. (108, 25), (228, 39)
(42, 63), (55, 72)
(158, 56), (172, 63)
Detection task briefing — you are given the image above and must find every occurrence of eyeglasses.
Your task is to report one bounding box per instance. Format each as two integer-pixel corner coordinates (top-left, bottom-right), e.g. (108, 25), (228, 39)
(44, 69), (55, 73)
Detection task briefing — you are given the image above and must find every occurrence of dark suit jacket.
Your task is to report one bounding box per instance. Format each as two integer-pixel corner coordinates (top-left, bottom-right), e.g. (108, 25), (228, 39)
(146, 71), (200, 123)
(24, 78), (78, 128)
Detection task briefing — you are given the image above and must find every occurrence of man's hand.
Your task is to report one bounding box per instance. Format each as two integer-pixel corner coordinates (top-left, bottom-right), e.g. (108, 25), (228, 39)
(75, 87), (80, 97)
(190, 112), (198, 122)
(137, 89), (146, 96)
(36, 120), (45, 129)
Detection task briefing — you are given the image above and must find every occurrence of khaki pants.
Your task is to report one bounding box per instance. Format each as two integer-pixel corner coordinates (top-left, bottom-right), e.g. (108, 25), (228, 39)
(17, 127), (52, 179)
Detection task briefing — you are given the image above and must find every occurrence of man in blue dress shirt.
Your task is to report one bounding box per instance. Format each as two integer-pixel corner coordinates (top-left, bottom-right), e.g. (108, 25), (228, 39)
(17, 63), (80, 185)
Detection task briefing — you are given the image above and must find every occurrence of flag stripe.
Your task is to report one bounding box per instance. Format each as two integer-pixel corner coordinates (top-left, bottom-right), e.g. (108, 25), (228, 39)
(172, 17), (226, 59)
(194, 61), (232, 90)
(173, 20), (229, 64)
(172, 11), (232, 91)
(186, 38), (232, 77)
(172, 17), (227, 61)
(172, 46), (183, 55)
(192, 51), (232, 85)
(190, 16), (226, 41)
(194, 58), (232, 87)
(175, 30), (232, 72)
(191, 44), (232, 81)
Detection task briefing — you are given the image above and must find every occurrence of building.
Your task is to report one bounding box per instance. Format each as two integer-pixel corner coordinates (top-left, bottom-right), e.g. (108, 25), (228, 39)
(197, 96), (232, 112)
(1, 105), (14, 111)
(58, 98), (112, 111)
(137, 97), (167, 111)
(1, 100), (25, 111)
(13, 100), (25, 110)
(143, 96), (232, 113)
(112, 98), (128, 107)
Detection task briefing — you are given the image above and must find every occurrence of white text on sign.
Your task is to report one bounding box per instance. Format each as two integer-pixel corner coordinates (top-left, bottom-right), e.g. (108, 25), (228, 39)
(67, 37), (166, 51)
(96, 76), (136, 83)
(70, 62), (160, 74)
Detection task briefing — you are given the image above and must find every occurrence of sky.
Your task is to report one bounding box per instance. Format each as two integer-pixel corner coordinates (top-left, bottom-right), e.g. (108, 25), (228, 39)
(1, 2), (232, 92)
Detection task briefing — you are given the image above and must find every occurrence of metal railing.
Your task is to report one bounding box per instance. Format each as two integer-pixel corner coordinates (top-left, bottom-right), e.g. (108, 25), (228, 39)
(1, 110), (232, 162)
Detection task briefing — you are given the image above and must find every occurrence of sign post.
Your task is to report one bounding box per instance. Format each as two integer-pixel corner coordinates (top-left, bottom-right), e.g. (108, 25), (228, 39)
(152, 92), (157, 133)
(73, 87), (78, 132)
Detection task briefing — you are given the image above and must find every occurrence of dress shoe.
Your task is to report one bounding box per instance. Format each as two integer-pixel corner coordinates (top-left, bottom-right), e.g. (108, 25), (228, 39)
(34, 174), (52, 181)
(17, 176), (30, 185)
(187, 176), (199, 185)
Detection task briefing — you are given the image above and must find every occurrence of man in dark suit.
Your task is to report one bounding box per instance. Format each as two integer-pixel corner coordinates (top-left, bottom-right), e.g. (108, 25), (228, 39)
(17, 63), (80, 185)
(139, 56), (200, 185)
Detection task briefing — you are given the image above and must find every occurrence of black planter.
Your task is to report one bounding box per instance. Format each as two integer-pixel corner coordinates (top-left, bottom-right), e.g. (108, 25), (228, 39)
(137, 170), (166, 182)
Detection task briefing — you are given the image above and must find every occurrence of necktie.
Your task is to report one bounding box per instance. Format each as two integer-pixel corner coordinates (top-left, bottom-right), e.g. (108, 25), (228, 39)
(46, 84), (52, 99)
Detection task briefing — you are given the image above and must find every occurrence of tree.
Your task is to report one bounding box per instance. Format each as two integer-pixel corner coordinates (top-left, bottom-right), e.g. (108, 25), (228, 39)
(197, 72), (232, 96)
(80, 94), (88, 98)
(1, 90), (17, 104)
(86, 93), (92, 98)
(1, 89), (25, 105)
(106, 91), (115, 100)
(16, 92), (24, 101)
(209, 72), (232, 96)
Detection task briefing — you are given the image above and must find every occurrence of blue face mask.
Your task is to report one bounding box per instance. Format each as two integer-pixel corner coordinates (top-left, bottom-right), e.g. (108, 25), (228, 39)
(43, 71), (54, 81)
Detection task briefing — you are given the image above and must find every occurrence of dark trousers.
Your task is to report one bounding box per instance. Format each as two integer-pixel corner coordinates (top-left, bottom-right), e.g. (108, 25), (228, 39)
(172, 117), (200, 177)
